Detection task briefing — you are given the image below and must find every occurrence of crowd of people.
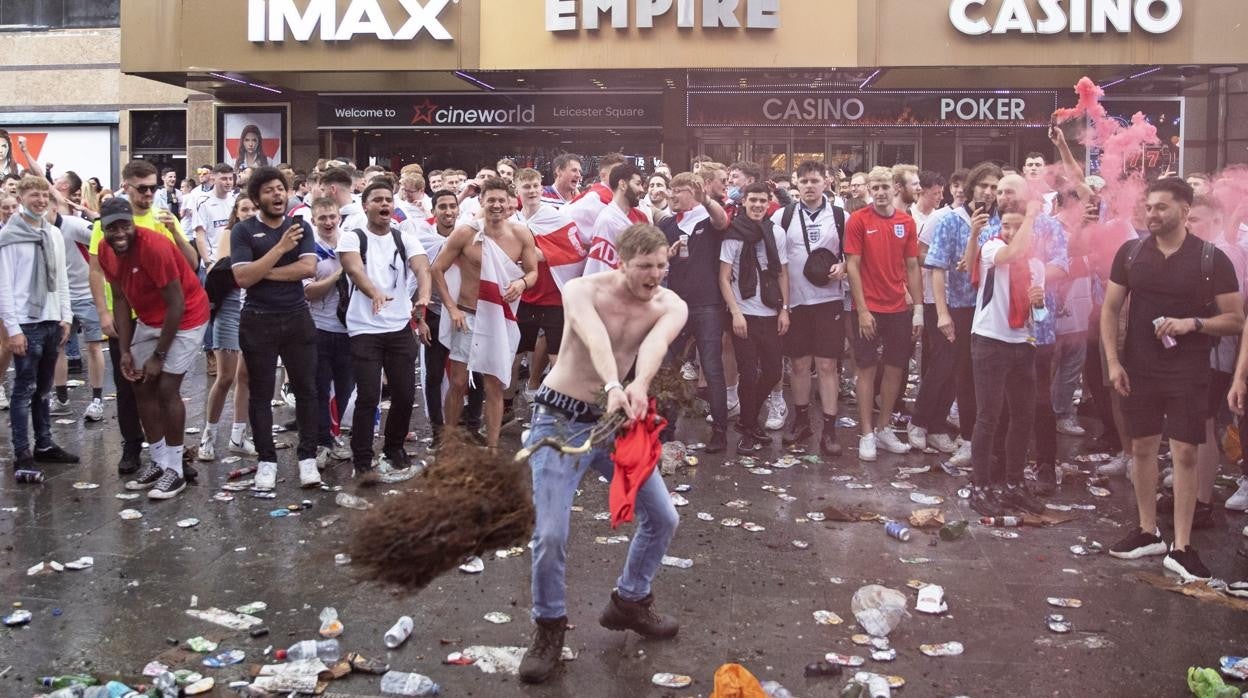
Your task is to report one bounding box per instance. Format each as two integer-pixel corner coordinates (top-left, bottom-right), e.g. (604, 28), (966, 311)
(2, 130), (1248, 683)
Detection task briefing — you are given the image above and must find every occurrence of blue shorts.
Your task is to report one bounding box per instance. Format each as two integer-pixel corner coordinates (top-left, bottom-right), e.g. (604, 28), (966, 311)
(213, 290), (241, 351)
(71, 296), (104, 343)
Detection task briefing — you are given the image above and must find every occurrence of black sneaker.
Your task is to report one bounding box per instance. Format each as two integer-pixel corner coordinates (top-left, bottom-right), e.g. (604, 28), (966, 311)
(1163, 546), (1212, 581)
(1108, 528), (1167, 560)
(737, 431), (764, 453)
(970, 487), (1005, 517)
(705, 429), (727, 455)
(1033, 464), (1057, 497)
(34, 445), (79, 464)
(147, 469), (186, 500)
(782, 416), (813, 446)
(1000, 484), (1046, 515)
(117, 446), (142, 475)
(125, 463), (164, 491)
(819, 430), (842, 457)
(12, 451), (35, 471)
(1192, 501), (1216, 529)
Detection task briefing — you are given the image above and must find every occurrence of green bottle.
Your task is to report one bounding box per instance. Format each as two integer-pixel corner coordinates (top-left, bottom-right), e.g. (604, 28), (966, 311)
(939, 520), (969, 541)
(40, 675), (98, 689)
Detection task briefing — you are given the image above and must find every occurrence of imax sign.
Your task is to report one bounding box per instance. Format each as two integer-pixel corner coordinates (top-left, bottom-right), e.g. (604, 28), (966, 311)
(950, 0), (1182, 35)
(247, 0), (454, 42)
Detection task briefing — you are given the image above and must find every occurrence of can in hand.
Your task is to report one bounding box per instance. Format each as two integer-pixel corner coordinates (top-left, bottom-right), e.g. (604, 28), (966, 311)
(678, 234), (690, 258)
(1153, 317), (1178, 349)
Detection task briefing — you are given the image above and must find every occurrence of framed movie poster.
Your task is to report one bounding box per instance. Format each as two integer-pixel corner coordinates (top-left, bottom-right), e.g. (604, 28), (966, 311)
(215, 104), (288, 172)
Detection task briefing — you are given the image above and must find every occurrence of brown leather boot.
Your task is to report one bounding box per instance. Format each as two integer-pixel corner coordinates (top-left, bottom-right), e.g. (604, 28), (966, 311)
(598, 590), (679, 639)
(518, 616), (567, 684)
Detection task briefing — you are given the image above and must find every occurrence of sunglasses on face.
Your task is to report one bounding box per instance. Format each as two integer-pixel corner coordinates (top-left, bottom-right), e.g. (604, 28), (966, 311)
(130, 184), (158, 194)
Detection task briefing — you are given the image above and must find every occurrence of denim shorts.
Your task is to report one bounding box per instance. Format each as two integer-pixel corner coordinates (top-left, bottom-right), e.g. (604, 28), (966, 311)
(213, 290), (241, 351)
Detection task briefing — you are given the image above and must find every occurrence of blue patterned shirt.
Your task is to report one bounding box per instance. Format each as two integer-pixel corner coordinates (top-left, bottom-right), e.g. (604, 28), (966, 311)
(924, 208), (1000, 309)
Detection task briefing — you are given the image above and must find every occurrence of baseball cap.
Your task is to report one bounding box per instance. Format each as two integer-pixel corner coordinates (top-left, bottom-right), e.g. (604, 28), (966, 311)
(99, 198), (134, 228)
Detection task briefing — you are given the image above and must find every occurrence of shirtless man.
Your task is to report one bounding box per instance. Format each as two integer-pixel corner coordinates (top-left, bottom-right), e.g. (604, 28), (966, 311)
(431, 178), (537, 448)
(518, 224), (689, 685)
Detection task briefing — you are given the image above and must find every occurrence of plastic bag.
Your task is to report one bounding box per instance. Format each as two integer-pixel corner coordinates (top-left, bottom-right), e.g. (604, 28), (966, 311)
(1222, 425), (1241, 465)
(710, 663), (768, 698)
(1187, 667), (1239, 698)
(851, 585), (908, 637)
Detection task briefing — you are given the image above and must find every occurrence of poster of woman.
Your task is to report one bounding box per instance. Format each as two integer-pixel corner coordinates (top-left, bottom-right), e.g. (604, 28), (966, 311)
(216, 106), (287, 170)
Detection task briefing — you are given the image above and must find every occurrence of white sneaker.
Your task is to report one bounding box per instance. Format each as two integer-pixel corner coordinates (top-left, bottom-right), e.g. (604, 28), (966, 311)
(253, 461), (278, 491)
(281, 383), (297, 408)
(330, 435), (353, 461)
(49, 398), (72, 417)
(946, 402), (960, 430)
(1096, 453), (1129, 477)
(764, 392), (787, 430)
(948, 441), (972, 467)
(712, 392), (742, 422)
(299, 458), (322, 488)
(1226, 476), (1248, 512)
(316, 446), (332, 470)
(681, 362), (698, 381)
(858, 433), (878, 462)
(0, 385), (8, 410)
(876, 428), (911, 455)
(928, 432), (958, 454)
(906, 424), (927, 451)
(1161, 466), (1173, 489)
(1056, 417), (1086, 436)
(197, 440), (216, 462)
(230, 435), (258, 457)
(83, 398), (105, 422)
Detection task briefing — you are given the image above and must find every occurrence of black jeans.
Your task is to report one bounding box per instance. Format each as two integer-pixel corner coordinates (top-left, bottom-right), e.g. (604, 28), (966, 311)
(731, 314), (783, 432)
(423, 312), (484, 433)
(239, 308), (319, 462)
(992, 342), (1057, 470)
(316, 329), (354, 448)
(107, 335), (144, 452)
(350, 327), (418, 469)
(971, 335), (1036, 488)
(1084, 304), (1121, 452)
(912, 306), (975, 437)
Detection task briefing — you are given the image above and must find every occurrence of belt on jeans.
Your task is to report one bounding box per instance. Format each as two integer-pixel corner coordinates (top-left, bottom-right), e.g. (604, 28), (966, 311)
(533, 403), (601, 424)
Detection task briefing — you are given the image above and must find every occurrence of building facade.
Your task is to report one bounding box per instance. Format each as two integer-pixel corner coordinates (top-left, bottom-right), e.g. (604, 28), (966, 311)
(117, 0), (1248, 178)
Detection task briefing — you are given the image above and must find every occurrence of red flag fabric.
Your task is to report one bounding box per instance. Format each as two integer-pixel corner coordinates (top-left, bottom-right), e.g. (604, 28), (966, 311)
(609, 399), (668, 529)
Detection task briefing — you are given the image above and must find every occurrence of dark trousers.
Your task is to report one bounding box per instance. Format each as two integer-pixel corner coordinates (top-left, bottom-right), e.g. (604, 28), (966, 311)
(10, 321), (60, 456)
(239, 308), (319, 462)
(912, 306), (975, 437)
(316, 329), (354, 448)
(971, 335), (1036, 488)
(424, 312), (450, 430)
(1084, 304), (1121, 452)
(107, 335), (144, 452)
(993, 342), (1057, 470)
(732, 314), (783, 432)
(350, 327), (418, 469)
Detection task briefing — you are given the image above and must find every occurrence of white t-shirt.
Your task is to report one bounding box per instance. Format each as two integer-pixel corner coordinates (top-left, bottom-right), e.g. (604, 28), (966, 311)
(458, 196), (481, 223)
(336, 227), (426, 337)
(407, 218), (449, 315)
(59, 214), (94, 301)
(772, 199), (844, 307)
(181, 185), (211, 234)
(972, 238), (1044, 344)
(397, 199), (429, 223)
(305, 233), (347, 334)
(917, 206), (954, 305)
(193, 191), (237, 264)
(339, 201), (366, 235)
(719, 222), (789, 318)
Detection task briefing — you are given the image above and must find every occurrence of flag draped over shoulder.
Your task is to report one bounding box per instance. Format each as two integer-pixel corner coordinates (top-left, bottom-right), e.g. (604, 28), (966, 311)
(437, 232), (524, 388)
(525, 205), (586, 290)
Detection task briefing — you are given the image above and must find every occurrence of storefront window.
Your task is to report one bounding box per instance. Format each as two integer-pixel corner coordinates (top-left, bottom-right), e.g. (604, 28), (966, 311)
(0, 0), (120, 28)
(793, 139), (826, 172)
(751, 141), (788, 179)
(828, 142), (868, 176)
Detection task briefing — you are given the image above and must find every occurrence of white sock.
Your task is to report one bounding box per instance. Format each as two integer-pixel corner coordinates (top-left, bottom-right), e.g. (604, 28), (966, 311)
(727, 384), (739, 401)
(166, 445), (184, 477)
(231, 422), (247, 443)
(150, 438), (166, 466)
(204, 421), (219, 436)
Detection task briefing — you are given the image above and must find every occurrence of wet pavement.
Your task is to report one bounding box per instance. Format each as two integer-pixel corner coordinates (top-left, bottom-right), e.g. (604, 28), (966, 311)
(1, 358), (1246, 697)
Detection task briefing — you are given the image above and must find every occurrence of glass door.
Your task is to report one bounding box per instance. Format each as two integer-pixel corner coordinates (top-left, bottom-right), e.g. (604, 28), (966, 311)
(958, 138), (1015, 170)
(827, 141), (868, 177)
(876, 139), (919, 168)
(700, 140), (746, 167)
(750, 140), (790, 180)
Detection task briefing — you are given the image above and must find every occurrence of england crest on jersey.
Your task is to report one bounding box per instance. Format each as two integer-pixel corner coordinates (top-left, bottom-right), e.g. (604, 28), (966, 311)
(894, 224), (906, 239)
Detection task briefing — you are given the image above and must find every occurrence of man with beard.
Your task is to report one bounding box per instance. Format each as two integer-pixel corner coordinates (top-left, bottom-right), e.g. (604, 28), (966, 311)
(583, 164), (649, 276)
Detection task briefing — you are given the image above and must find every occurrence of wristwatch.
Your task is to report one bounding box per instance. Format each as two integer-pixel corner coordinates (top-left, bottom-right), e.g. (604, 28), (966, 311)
(1194, 317), (1204, 333)
(153, 349), (167, 362)
(782, 305), (790, 312)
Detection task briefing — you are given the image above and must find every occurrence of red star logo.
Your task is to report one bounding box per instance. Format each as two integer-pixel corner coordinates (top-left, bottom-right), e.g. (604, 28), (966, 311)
(412, 99), (439, 125)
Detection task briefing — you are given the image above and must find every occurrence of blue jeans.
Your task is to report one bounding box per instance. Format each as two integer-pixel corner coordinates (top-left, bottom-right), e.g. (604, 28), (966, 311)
(316, 329), (354, 447)
(10, 321), (62, 455)
(527, 407), (679, 621)
(670, 305), (728, 431)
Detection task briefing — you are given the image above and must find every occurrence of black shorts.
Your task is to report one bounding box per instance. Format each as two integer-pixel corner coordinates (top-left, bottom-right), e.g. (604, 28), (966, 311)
(517, 302), (565, 355)
(1209, 370), (1232, 418)
(1121, 379), (1209, 445)
(851, 311), (912, 370)
(784, 301), (846, 360)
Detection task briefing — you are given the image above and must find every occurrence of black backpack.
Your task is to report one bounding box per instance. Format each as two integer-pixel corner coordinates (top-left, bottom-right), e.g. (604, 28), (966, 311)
(781, 201), (846, 287)
(335, 228), (408, 325)
(1122, 235), (1217, 310)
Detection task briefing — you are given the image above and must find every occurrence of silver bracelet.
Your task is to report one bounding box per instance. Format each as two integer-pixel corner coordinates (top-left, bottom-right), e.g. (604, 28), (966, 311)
(604, 381), (624, 395)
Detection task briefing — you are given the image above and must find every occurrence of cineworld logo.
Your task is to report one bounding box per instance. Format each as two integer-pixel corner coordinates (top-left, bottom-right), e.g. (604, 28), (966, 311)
(950, 0), (1183, 35)
(248, 0), (455, 42)
(410, 99), (537, 126)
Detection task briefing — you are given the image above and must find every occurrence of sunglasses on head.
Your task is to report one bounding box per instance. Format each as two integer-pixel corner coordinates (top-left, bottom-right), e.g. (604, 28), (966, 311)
(130, 184), (158, 194)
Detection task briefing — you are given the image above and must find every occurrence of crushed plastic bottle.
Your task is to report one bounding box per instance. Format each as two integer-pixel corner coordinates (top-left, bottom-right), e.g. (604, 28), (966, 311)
(379, 670), (440, 696)
(761, 680), (795, 698)
(385, 616), (414, 649)
(41, 676), (98, 690)
(335, 492), (372, 510)
(277, 639), (341, 662)
(152, 672), (179, 698)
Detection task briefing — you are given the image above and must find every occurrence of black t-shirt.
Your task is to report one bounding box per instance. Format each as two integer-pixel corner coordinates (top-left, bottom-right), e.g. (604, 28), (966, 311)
(1109, 233), (1238, 385)
(660, 210), (725, 309)
(229, 216), (316, 313)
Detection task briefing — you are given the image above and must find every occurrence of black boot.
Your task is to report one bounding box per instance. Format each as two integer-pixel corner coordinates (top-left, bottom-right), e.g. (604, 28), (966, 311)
(1034, 463), (1057, 497)
(518, 616), (567, 684)
(782, 406), (813, 446)
(820, 426), (842, 457)
(705, 428), (727, 454)
(599, 590), (679, 639)
(117, 443), (143, 475)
